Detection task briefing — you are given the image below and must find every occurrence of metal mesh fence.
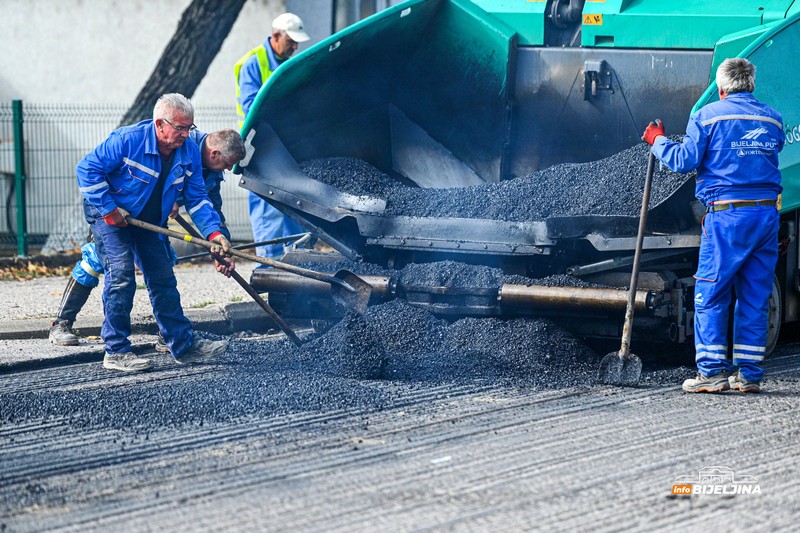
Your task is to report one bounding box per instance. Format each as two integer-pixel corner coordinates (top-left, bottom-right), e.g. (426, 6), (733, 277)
(0, 102), (252, 256)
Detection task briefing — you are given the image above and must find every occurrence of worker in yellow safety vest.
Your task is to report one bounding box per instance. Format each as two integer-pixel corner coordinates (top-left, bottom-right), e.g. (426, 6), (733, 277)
(234, 12), (310, 260)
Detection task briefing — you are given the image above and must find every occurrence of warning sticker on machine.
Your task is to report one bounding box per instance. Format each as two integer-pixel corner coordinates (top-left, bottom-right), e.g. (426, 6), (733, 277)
(583, 14), (603, 25)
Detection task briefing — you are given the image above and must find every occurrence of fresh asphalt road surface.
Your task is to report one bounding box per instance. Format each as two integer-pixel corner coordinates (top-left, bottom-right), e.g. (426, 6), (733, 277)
(2, 333), (800, 531)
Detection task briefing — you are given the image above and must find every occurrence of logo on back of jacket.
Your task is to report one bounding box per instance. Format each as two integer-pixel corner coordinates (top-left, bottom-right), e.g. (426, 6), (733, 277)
(731, 127), (778, 156)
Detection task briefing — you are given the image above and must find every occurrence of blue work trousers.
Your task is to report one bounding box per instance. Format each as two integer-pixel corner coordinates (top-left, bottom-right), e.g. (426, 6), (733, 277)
(248, 191), (304, 260)
(84, 202), (193, 357)
(693, 205), (779, 382)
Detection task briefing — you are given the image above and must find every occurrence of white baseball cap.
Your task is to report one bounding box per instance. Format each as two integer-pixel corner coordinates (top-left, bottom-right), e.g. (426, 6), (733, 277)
(273, 13), (310, 43)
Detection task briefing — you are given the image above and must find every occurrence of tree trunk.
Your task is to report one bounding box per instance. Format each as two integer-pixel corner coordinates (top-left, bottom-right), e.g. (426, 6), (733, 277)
(119, 0), (247, 127)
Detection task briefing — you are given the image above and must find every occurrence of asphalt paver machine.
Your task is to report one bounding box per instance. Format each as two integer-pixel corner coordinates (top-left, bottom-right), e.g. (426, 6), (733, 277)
(234, 0), (800, 353)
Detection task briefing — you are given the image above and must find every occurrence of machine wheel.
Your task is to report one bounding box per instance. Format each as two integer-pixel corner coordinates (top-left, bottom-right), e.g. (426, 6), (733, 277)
(765, 275), (782, 357)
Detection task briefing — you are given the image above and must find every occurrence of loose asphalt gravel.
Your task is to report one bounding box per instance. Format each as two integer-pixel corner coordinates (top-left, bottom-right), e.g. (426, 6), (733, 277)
(300, 140), (693, 221)
(3, 328), (800, 531)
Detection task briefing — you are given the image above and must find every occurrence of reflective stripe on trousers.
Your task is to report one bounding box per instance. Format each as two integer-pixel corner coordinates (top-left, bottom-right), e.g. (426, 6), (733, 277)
(693, 206), (778, 382)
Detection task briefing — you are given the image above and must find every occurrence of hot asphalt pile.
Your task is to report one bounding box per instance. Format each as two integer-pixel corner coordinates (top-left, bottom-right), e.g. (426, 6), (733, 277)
(398, 260), (607, 289)
(386, 139), (691, 220)
(301, 140), (692, 220)
(300, 157), (402, 198)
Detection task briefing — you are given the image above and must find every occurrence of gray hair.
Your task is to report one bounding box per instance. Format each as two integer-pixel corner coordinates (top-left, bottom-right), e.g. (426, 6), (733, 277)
(716, 58), (755, 94)
(207, 129), (246, 160)
(153, 93), (194, 121)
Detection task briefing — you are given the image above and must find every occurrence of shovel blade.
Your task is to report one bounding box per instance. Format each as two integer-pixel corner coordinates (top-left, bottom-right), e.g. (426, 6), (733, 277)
(330, 270), (372, 314)
(598, 351), (642, 386)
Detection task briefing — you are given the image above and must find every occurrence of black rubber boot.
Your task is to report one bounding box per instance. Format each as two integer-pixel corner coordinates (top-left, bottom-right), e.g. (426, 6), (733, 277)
(55, 277), (94, 324)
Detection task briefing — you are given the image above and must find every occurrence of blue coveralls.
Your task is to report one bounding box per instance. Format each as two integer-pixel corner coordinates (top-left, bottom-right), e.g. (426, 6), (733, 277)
(68, 129), (226, 291)
(77, 120), (223, 358)
(652, 92), (784, 382)
(236, 36), (304, 259)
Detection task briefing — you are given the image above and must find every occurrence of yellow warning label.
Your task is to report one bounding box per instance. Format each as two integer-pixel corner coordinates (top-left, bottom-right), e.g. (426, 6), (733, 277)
(583, 14), (603, 25)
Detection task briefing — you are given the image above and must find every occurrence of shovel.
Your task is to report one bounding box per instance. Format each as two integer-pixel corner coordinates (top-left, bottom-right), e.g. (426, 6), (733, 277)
(597, 150), (656, 386)
(125, 216), (372, 314)
(171, 214), (302, 346)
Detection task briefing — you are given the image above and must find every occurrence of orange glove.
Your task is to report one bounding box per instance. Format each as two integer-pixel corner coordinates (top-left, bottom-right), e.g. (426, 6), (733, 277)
(642, 119), (665, 146)
(103, 207), (130, 227)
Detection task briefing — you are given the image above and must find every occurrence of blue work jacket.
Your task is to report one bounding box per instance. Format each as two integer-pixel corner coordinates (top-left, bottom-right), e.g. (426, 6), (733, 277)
(77, 120), (222, 238)
(653, 92), (785, 206)
(188, 130), (226, 226)
(189, 130), (224, 190)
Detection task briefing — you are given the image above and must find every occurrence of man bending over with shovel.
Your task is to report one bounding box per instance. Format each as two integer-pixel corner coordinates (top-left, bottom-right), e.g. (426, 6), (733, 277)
(50, 128), (245, 350)
(76, 93), (236, 372)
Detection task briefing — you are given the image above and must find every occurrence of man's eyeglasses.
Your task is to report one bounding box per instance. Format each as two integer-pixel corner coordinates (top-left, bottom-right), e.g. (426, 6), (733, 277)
(163, 118), (197, 133)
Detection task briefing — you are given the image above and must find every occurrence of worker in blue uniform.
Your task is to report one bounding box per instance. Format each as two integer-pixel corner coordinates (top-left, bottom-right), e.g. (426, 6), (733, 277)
(234, 12), (309, 260)
(186, 128), (244, 241)
(51, 128), (245, 350)
(77, 93), (238, 372)
(642, 58), (785, 393)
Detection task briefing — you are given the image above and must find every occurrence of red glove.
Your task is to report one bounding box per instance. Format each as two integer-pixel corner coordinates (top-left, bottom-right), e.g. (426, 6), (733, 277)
(103, 207), (130, 227)
(642, 119), (665, 146)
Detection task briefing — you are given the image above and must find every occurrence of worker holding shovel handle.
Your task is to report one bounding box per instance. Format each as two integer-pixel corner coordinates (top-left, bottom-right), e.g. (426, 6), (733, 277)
(51, 129), (246, 349)
(643, 58), (785, 394)
(75, 93), (239, 373)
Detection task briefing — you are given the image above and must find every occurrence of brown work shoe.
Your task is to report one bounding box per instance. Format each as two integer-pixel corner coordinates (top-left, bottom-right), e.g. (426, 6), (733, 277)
(728, 371), (761, 393)
(49, 320), (79, 346)
(682, 371), (729, 393)
(103, 351), (153, 372)
(174, 337), (228, 364)
(155, 333), (170, 353)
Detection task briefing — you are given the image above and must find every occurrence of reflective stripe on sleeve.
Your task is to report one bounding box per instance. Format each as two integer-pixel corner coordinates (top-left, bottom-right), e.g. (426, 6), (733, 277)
(79, 182), (108, 193)
(80, 260), (101, 279)
(188, 199), (212, 215)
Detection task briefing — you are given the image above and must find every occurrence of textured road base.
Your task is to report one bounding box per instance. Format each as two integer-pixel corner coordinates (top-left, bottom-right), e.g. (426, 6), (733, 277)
(2, 340), (800, 531)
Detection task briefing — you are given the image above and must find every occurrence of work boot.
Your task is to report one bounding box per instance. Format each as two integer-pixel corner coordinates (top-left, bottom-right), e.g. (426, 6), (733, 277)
(728, 371), (761, 393)
(49, 320), (79, 346)
(55, 277), (94, 325)
(174, 338), (228, 365)
(103, 352), (153, 372)
(682, 371), (730, 393)
(155, 333), (170, 353)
